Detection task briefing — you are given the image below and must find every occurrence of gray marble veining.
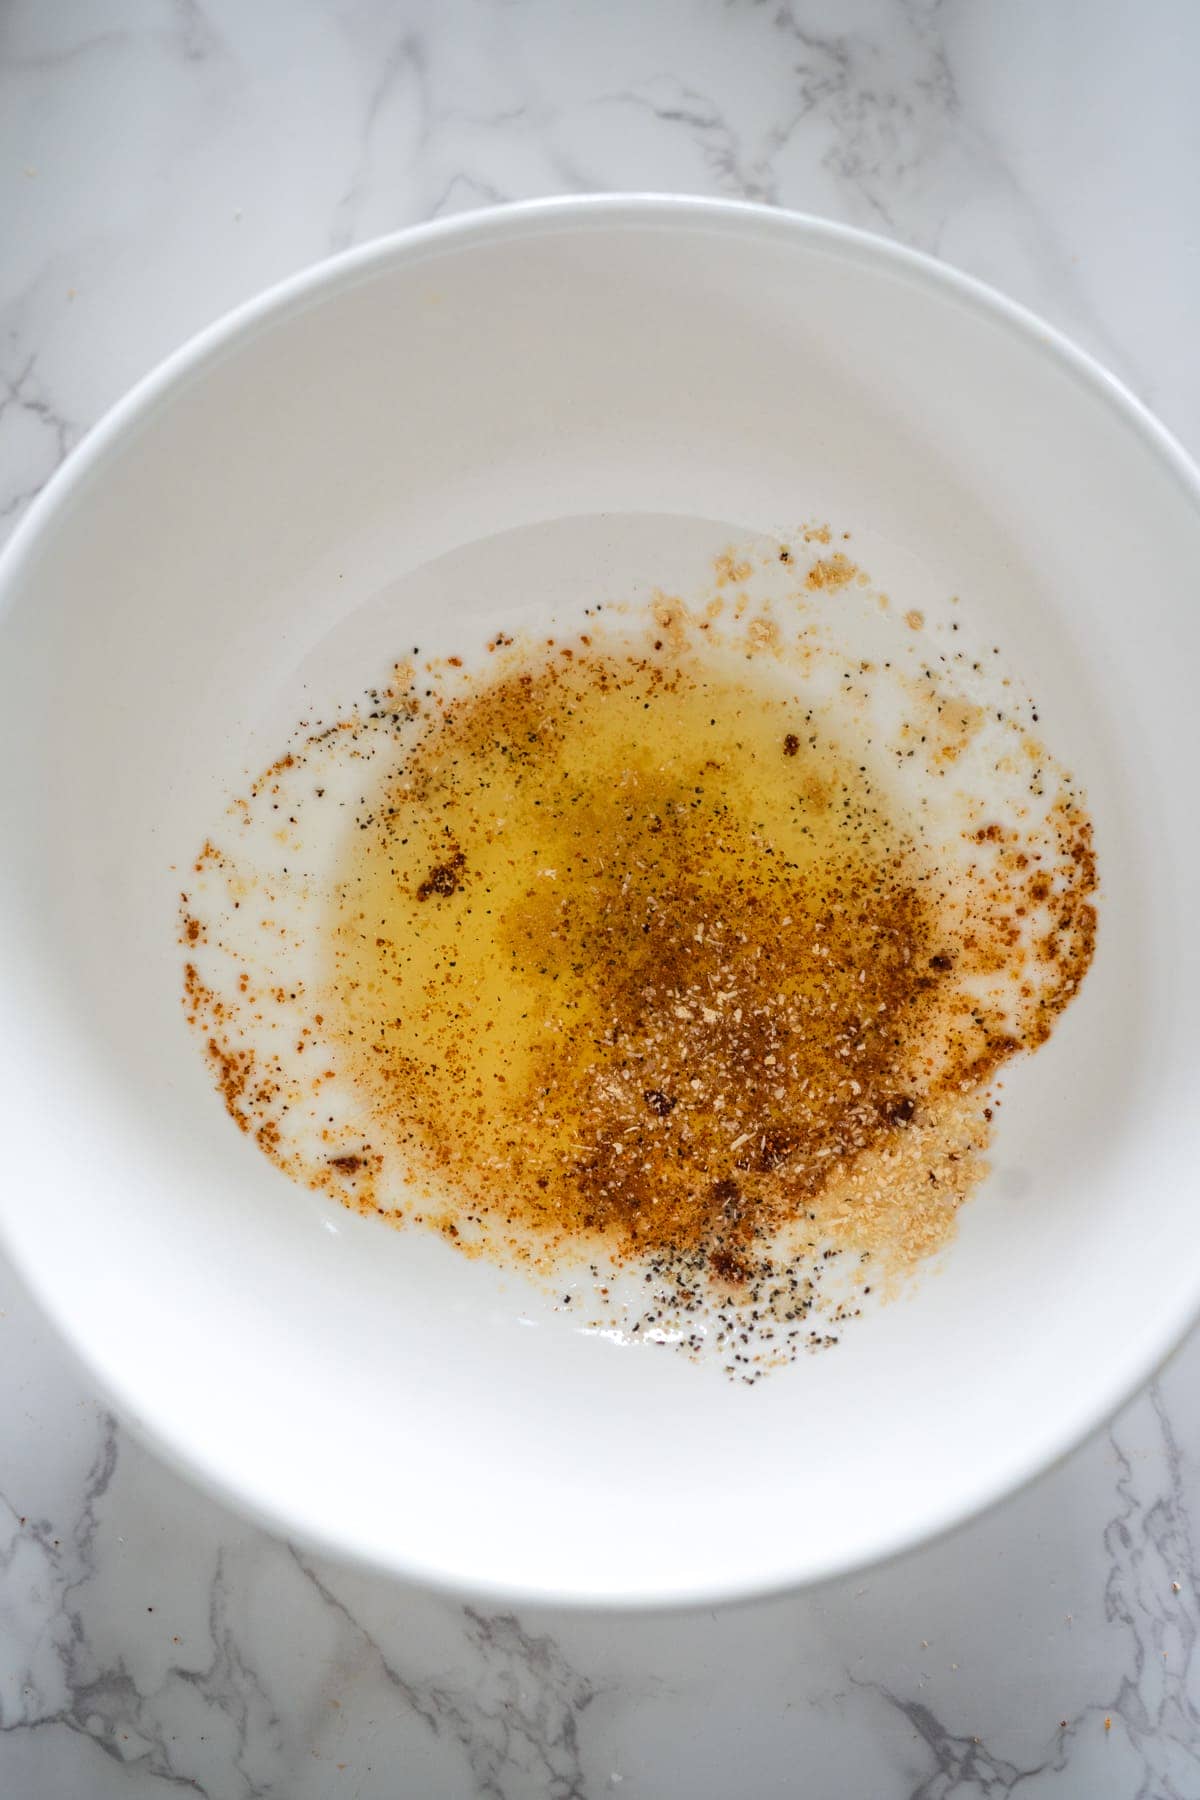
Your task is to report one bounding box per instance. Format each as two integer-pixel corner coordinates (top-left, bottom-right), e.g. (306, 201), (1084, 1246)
(2, 1), (1199, 1793)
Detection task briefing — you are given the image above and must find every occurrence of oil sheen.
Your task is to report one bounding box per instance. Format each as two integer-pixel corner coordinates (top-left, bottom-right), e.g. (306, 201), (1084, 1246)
(326, 645), (989, 1274)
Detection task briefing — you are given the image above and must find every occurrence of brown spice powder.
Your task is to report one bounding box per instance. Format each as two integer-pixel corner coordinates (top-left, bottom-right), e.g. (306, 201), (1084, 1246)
(316, 645), (1094, 1279)
(179, 561), (1098, 1359)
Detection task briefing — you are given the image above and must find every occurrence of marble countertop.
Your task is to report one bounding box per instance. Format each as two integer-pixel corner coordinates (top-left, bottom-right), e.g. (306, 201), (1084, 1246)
(3, 2), (1200, 1794)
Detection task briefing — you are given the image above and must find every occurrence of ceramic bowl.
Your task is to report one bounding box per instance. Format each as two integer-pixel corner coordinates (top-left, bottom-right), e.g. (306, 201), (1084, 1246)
(1, 197), (1198, 1607)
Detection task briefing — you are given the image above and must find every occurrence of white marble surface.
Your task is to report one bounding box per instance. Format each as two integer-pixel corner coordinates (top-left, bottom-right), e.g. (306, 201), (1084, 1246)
(3, 1), (1200, 1793)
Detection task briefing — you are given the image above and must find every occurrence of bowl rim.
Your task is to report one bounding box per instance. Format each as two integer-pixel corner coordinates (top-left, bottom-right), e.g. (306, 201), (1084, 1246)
(3, 192), (1200, 1611)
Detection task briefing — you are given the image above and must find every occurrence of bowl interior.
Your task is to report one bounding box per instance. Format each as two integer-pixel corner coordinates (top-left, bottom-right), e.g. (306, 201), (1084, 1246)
(1, 202), (1197, 1605)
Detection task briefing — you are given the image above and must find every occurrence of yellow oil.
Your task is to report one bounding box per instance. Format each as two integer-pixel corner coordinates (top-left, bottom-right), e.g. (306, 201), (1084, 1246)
(325, 641), (962, 1267)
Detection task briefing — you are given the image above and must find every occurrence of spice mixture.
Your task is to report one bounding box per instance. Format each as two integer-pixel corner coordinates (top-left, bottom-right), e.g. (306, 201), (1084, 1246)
(180, 537), (1097, 1377)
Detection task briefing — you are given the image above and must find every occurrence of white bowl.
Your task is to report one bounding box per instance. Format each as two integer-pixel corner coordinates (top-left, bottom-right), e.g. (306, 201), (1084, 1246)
(1, 197), (1198, 1608)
